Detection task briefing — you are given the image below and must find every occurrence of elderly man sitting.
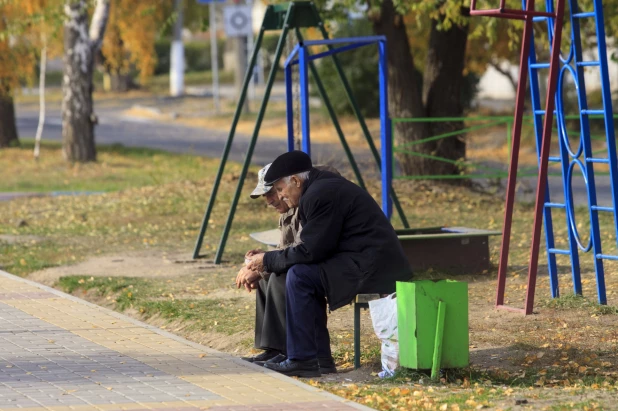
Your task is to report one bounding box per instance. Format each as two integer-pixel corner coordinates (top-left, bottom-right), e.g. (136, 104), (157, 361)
(244, 151), (412, 377)
(237, 163), (339, 373)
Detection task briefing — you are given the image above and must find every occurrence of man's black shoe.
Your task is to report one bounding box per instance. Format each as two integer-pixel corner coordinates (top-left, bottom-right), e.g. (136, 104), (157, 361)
(318, 357), (337, 374)
(255, 353), (287, 366)
(264, 358), (321, 378)
(241, 349), (279, 363)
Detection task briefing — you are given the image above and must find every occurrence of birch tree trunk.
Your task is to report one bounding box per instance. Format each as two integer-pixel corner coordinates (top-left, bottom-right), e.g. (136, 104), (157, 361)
(61, 0), (110, 162)
(34, 39), (47, 160)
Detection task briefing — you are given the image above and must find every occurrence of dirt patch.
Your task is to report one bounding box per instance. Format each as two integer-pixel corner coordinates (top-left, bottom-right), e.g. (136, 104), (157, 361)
(0, 234), (45, 244)
(27, 250), (220, 286)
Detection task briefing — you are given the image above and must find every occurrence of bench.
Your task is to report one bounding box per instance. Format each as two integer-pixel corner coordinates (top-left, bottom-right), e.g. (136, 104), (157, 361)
(250, 226), (500, 369)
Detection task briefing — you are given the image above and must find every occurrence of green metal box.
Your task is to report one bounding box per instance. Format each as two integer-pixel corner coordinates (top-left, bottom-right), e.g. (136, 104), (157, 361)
(397, 280), (469, 370)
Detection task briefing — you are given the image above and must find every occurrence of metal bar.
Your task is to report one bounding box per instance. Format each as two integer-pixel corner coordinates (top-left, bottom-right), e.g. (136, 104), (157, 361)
(545, 202), (566, 208)
(495, 6), (535, 309)
(524, 0), (566, 316)
(299, 45), (311, 156)
(312, 5), (409, 228)
(586, 158), (609, 164)
(214, 7), (294, 264)
(282, 44), (299, 69)
(301, 35), (386, 46)
(398, 120), (507, 149)
(596, 254), (618, 261)
(289, 42), (373, 65)
(548, 248), (571, 255)
(285, 64), (294, 152)
(548, 156), (561, 162)
(302, 38), (367, 190)
(591, 206), (613, 212)
(353, 302), (362, 369)
(192, 27), (266, 259)
(573, 11), (595, 18)
(527, 14), (562, 301)
(379, 39), (392, 218)
(576, 61), (600, 67)
(593, 0), (618, 252)
(581, 109), (605, 115)
(530, 62), (551, 69)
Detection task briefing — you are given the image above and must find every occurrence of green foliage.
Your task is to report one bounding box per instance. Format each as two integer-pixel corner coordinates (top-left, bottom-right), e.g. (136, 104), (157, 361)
(311, 18), (380, 118)
(154, 39), (225, 75)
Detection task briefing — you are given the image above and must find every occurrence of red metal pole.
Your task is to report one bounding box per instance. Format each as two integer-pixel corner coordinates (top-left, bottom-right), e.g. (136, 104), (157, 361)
(495, 0), (536, 308)
(524, 0), (566, 315)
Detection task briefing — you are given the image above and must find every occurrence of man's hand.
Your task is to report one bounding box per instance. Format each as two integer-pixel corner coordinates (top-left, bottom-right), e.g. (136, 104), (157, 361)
(248, 252), (265, 273)
(245, 249), (264, 259)
(235, 266), (261, 293)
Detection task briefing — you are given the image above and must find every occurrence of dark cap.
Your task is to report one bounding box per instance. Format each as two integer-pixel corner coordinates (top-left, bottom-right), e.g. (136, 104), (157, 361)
(264, 151), (313, 185)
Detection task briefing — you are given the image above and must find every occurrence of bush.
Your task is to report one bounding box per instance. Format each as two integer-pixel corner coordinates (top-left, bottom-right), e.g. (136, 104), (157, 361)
(154, 38), (226, 75)
(311, 19), (380, 118)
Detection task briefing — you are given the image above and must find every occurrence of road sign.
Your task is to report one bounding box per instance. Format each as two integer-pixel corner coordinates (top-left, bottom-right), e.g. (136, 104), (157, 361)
(223, 5), (252, 37)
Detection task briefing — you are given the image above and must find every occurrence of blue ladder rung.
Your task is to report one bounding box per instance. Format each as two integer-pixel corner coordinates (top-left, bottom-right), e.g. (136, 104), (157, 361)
(573, 12), (596, 18)
(530, 62), (551, 69)
(581, 109), (605, 115)
(545, 202), (566, 209)
(591, 205), (614, 212)
(597, 254), (618, 261)
(534, 109), (546, 115)
(549, 156), (561, 162)
(587, 157), (609, 164)
(577, 61), (600, 67)
(549, 248), (571, 255)
(532, 16), (549, 22)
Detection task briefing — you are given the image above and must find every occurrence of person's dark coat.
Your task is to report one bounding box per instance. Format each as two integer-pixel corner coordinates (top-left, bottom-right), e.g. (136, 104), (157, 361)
(263, 168), (413, 311)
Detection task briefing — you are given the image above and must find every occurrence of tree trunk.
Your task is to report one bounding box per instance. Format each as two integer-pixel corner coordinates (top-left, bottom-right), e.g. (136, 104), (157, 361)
(372, 0), (428, 176)
(372, 0), (470, 177)
(61, 0), (110, 162)
(421, 10), (470, 176)
(0, 89), (19, 148)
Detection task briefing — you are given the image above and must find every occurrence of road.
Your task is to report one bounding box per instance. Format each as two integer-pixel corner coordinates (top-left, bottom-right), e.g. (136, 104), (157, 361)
(14, 103), (616, 208)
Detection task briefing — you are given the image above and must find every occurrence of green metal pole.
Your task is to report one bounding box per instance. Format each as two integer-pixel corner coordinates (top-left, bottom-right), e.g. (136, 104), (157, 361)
(213, 8), (294, 264)
(296, 30), (366, 190)
(431, 300), (446, 380)
(192, 28), (266, 259)
(311, 6), (409, 228)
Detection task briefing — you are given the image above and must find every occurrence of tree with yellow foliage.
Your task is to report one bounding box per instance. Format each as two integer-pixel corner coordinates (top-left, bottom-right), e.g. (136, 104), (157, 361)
(0, 2), (37, 147)
(0, 0), (63, 149)
(100, 0), (166, 91)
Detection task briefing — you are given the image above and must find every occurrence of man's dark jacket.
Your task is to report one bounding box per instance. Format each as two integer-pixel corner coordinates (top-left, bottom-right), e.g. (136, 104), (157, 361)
(263, 168), (413, 311)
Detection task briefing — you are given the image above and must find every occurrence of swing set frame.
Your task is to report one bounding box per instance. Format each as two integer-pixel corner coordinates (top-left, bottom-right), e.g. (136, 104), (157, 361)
(193, 1), (408, 262)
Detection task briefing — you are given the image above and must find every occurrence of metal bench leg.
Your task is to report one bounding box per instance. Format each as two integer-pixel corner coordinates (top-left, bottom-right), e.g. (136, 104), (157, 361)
(354, 302), (361, 369)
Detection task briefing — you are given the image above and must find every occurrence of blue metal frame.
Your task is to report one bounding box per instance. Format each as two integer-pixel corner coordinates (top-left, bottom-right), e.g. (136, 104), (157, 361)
(299, 46), (311, 156)
(283, 36), (392, 218)
(285, 64), (295, 152)
(528, 0), (616, 304)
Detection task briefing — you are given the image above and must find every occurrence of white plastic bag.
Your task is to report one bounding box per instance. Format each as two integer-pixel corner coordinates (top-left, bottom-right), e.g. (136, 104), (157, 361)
(368, 293), (398, 378)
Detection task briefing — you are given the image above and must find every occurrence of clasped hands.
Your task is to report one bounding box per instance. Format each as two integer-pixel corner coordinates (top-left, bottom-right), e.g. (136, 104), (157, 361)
(235, 249), (266, 292)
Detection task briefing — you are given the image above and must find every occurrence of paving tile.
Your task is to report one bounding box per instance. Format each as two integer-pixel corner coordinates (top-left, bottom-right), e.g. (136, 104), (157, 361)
(0, 271), (367, 410)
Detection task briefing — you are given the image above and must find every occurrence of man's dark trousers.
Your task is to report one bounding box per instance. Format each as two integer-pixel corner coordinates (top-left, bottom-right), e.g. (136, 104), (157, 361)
(285, 264), (332, 361)
(255, 273), (287, 354)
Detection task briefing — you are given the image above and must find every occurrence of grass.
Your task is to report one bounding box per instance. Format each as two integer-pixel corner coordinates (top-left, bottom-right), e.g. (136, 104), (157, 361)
(3, 142), (618, 410)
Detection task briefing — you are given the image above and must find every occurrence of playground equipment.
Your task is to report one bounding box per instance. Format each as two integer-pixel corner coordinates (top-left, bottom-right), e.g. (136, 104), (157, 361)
(471, 0), (617, 314)
(193, 1), (409, 263)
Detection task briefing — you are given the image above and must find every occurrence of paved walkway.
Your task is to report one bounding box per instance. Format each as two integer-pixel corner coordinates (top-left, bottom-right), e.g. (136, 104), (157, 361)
(0, 270), (367, 410)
